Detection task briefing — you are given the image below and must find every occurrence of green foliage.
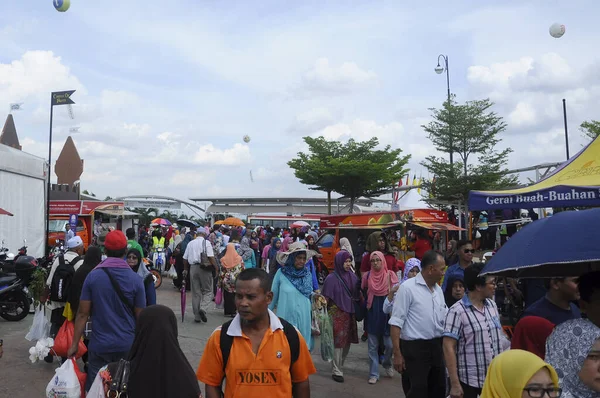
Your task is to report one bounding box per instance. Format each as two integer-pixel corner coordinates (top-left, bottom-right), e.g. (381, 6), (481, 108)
(30, 268), (48, 307)
(420, 97), (517, 202)
(580, 120), (600, 141)
(288, 137), (410, 213)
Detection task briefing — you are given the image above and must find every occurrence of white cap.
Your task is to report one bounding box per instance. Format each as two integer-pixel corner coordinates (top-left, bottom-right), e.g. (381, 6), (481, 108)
(67, 236), (84, 249)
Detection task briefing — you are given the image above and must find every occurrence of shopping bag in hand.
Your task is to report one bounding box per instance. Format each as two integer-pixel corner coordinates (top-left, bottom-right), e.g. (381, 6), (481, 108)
(53, 320), (87, 359)
(26, 305), (50, 342)
(45, 358), (81, 398)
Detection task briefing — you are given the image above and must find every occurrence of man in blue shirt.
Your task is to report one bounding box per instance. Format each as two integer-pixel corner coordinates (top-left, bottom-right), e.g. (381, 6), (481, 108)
(522, 277), (580, 325)
(68, 230), (146, 392)
(442, 240), (474, 292)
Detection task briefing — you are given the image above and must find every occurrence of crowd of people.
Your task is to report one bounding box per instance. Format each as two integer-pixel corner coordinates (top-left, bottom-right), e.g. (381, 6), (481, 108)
(19, 220), (600, 397)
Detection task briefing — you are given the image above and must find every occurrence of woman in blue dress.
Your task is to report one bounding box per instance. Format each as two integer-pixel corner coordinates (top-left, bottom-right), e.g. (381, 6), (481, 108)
(269, 242), (318, 350)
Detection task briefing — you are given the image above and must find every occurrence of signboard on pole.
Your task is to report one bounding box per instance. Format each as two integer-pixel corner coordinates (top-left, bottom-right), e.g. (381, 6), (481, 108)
(51, 90), (75, 106)
(124, 200), (181, 210)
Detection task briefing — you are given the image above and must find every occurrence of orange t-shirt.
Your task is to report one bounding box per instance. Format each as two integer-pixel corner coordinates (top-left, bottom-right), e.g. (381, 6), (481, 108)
(197, 321), (316, 398)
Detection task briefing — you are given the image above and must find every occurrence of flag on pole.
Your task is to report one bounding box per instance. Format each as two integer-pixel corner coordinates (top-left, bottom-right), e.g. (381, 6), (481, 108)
(412, 174), (417, 186)
(9, 103), (23, 112)
(417, 175), (422, 194)
(405, 174), (410, 186)
(430, 176), (436, 198)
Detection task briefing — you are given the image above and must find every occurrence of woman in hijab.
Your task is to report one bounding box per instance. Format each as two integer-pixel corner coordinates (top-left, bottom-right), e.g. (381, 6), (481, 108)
(546, 318), (600, 397)
(339, 237), (354, 260)
(360, 232), (401, 275)
(269, 243), (316, 350)
(280, 236), (293, 253)
(443, 274), (466, 308)
(321, 251), (359, 383)
(87, 305), (201, 398)
(361, 251), (398, 385)
(511, 316), (555, 360)
(267, 238), (282, 278)
(250, 230), (260, 261)
(172, 234), (187, 289)
(445, 239), (459, 266)
(126, 248), (156, 305)
(481, 349), (560, 398)
(237, 236), (256, 269)
(219, 243), (244, 317)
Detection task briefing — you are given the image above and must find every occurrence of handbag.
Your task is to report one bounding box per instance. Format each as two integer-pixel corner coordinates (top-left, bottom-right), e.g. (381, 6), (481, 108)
(107, 359), (131, 398)
(334, 272), (366, 322)
(200, 239), (213, 268)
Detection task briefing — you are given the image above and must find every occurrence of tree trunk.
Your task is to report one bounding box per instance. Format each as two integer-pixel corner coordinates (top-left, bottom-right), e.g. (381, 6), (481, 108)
(327, 191), (332, 215)
(348, 197), (355, 214)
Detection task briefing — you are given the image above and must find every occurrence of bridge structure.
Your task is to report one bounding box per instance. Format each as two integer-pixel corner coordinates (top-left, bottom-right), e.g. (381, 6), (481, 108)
(114, 194), (206, 218)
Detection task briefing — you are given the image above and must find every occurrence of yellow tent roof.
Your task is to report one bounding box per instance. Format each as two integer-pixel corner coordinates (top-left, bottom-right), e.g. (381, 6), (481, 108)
(469, 135), (600, 210)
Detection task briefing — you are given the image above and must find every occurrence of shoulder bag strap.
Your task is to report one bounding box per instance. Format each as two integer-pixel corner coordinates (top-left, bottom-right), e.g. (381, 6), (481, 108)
(333, 272), (354, 299)
(101, 268), (135, 316)
(219, 320), (234, 372)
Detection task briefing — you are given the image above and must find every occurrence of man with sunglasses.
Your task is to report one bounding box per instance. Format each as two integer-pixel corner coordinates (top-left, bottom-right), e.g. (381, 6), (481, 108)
(442, 240), (474, 292)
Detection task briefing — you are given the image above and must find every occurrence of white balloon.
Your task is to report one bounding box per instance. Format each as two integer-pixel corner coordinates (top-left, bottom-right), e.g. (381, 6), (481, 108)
(549, 23), (565, 38)
(243, 135), (251, 143)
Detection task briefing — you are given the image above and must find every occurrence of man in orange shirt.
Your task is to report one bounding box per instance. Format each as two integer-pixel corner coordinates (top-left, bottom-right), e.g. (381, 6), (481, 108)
(197, 268), (316, 398)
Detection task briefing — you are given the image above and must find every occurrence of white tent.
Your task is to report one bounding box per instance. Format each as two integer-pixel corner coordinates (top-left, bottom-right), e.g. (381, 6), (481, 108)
(397, 188), (429, 210)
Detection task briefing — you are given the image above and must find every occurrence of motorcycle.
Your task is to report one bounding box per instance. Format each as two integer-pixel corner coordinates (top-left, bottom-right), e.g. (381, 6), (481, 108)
(0, 255), (37, 321)
(144, 257), (162, 289)
(0, 239), (28, 274)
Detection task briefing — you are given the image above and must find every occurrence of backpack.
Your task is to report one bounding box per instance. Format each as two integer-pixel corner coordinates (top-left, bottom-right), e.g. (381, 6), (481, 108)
(219, 317), (300, 373)
(49, 254), (82, 303)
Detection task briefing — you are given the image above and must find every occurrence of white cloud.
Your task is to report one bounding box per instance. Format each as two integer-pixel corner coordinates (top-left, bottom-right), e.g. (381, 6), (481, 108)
(316, 119), (404, 145)
(194, 143), (251, 166)
(0, 51), (85, 105)
(170, 171), (214, 186)
(288, 107), (336, 133)
(297, 58), (378, 96)
(509, 101), (537, 127)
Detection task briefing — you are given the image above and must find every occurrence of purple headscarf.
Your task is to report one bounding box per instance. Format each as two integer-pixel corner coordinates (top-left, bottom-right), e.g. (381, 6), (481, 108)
(401, 257), (422, 284)
(322, 251), (358, 313)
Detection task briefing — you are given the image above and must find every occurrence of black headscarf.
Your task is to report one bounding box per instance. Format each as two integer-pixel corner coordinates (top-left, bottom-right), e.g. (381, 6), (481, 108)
(444, 274), (465, 308)
(126, 305), (200, 398)
(68, 246), (102, 314)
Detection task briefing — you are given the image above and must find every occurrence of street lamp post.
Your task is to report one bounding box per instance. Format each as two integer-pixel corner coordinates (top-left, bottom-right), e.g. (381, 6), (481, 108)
(435, 54), (452, 166)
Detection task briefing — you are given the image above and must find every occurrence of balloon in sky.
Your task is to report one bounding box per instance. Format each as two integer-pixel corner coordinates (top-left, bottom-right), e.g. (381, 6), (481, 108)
(549, 23), (565, 38)
(54, 0), (70, 12)
(243, 135), (251, 143)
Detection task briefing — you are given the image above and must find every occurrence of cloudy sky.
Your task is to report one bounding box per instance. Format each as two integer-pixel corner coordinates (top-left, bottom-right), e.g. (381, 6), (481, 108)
(1, 1), (597, 205)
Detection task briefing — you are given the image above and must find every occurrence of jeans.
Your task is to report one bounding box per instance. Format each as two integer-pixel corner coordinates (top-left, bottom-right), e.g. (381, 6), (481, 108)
(461, 382), (483, 398)
(367, 334), (392, 378)
(86, 350), (128, 391)
(190, 265), (214, 321)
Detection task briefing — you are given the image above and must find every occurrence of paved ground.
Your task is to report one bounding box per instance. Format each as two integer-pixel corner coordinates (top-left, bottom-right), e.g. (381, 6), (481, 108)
(0, 283), (405, 397)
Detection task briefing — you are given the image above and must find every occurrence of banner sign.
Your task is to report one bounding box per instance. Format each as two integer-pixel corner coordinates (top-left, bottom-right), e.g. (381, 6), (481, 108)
(124, 200), (181, 210)
(468, 186), (600, 210)
(69, 214), (78, 229)
(51, 90), (75, 106)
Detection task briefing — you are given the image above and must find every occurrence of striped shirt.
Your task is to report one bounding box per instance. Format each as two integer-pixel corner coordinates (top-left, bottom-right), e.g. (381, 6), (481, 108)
(443, 295), (507, 388)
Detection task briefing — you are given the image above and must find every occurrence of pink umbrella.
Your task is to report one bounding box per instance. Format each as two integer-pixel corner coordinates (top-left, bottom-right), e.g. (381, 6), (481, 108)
(290, 220), (310, 228)
(0, 207), (13, 216)
(181, 280), (186, 322)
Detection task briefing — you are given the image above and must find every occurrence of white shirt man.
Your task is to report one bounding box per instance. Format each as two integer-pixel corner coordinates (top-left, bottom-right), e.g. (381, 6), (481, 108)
(389, 250), (448, 398)
(183, 232), (216, 323)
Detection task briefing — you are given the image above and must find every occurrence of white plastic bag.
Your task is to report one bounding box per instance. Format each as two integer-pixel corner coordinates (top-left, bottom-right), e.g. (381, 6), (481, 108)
(167, 264), (178, 279)
(26, 305), (50, 342)
(46, 359), (81, 398)
(86, 372), (106, 398)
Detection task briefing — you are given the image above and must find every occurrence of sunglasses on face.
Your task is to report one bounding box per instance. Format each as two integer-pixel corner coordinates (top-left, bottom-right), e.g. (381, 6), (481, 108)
(463, 249), (475, 254)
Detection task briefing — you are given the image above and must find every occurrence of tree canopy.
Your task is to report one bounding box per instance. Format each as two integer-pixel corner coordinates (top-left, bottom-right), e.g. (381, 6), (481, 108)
(288, 136), (410, 213)
(580, 120), (600, 141)
(420, 97), (517, 203)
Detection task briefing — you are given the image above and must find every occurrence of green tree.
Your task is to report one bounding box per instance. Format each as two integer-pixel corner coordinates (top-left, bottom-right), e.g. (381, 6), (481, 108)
(421, 97), (517, 203)
(127, 207), (158, 226)
(580, 120), (600, 141)
(289, 137), (410, 213)
(104, 196), (113, 201)
(287, 137), (343, 214)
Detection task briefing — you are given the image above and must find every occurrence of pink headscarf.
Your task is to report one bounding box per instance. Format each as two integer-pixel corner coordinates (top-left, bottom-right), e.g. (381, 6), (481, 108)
(280, 236), (293, 252)
(362, 251), (398, 309)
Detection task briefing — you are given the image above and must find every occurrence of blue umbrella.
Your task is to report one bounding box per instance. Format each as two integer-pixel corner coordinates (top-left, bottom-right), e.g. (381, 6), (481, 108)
(480, 208), (600, 278)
